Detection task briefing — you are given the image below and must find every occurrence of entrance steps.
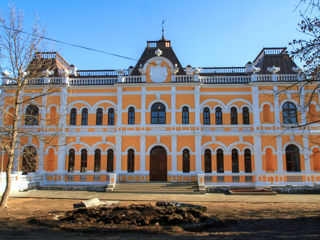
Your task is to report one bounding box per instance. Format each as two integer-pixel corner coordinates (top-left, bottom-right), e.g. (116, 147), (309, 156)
(111, 182), (203, 194)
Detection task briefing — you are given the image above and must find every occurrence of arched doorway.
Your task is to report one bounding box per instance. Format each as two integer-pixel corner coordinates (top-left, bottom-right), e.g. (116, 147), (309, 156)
(150, 146), (167, 181)
(22, 146), (37, 174)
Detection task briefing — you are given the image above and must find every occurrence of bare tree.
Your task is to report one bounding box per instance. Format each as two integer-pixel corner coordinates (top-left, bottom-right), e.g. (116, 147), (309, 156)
(0, 5), (59, 208)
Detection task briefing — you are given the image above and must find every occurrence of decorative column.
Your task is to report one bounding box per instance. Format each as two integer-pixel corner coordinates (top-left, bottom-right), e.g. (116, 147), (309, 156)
(171, 86), (176, 125)
(194, 86), (200, 127)
(276, 136), (283, 173)
(57, 87), (67, 172)
(38, 140), (45, 172)
(117, 87), (122, 126)
(140, 135), (146, 173)
(253, 135), (262, 173)
(41, 94), (47, 126)
(252, 86), (260, 126)
(141, 87), (146, 126)
(273, 86), (280, 126)
(303, 135), (311, 172)
(195, 135), (202, 173)
(115, 136), (122, 172)
(171, 135), (177, 173)
(300, 87), (307, 125)
(13, 140), (20, 172)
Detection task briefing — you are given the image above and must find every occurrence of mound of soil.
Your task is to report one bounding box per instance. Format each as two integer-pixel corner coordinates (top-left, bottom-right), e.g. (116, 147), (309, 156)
(57, 204), (222, 232)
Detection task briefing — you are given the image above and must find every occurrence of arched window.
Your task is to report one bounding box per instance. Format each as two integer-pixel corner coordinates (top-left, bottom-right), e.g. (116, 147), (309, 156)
(182, 106), (189, 124)
(108, 108), (115, 125)
(80, 149), (87, 172)
(286, 145), (300, 172)
(107, 149), (114, 172)
(282, 102), (297, 124)
(81, 108), (88, 125)
(94, 149), (101, 172)
(128, 107), (135, 124)
(203, 107), (210, 125)
(204, 149), (212, 173)
(232, 149), (239, 173)
(242, 107), (250, 125)
(182, 149), (190, 173)
(244, 149), (252, 173)
(96, 108), (103, 125)
(230, 107), (238, 125)
(22, 146), (37, 174)
(215, 107), (223, 125)
(263, 104), (271, 123)
(68, 149), (75, 172)
(127, 149), (135, 172)
(70, 108), (77, 125)
(25, 105), (39, 125)
(216, 149), (224, 173)
(151, 102), (166, 124)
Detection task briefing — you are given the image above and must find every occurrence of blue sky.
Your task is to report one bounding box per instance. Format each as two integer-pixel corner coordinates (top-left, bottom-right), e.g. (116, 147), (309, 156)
(0, 0), (308, 70)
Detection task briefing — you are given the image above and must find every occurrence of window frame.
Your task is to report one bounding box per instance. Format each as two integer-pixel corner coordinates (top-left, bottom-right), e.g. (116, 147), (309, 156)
(182, 106), (189, 124)
(215, 107), (223, 125)
(81, 108), (88, 126)
(182, 149), (190, 173)
(230, 107), (238, 125)
(96, 108), (103, 125)
(128, 107), (135, 125)
(25, 105), (39, 125)
(282, 102), (298, 124)
(151, 102), (166, 124)
(242, 107), (250, 125)
(203, 107), (210, 125)
(108, 108), (115, 125)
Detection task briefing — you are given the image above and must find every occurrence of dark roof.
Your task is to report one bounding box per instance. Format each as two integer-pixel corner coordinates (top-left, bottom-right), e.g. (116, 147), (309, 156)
(253, 48), (297, 74)
(131, 39), (185, 75)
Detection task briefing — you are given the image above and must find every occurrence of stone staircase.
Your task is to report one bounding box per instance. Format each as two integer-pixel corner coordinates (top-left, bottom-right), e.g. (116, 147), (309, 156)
(111, 182), (204, 194)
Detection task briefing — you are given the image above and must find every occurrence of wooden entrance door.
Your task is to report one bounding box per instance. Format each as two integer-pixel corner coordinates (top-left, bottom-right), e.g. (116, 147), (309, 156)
(150, 146), (167, 181)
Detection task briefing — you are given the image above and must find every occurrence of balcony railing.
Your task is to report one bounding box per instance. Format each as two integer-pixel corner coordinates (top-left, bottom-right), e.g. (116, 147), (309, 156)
(2, 73), (300, 86)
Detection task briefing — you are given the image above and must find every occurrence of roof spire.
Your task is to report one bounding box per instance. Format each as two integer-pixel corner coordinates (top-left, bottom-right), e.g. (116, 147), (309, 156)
(162, 19), (165, 39)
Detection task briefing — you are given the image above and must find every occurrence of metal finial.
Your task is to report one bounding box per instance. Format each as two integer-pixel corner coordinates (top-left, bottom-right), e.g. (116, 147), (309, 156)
(162, 19), (165, 39)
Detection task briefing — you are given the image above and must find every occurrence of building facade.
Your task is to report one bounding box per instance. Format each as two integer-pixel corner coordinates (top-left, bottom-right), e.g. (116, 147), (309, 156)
(1, 38), (320, 191)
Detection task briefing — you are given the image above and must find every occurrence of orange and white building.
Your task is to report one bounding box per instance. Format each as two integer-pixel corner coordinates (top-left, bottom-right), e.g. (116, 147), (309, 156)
(1, 37), (320, 192)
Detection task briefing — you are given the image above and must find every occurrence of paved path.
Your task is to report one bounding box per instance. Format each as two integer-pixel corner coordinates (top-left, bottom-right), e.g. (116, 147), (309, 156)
(9, 190), (320, 203)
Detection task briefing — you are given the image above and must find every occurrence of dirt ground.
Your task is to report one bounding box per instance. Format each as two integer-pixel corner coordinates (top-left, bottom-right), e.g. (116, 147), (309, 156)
(0, 197), (320, 239)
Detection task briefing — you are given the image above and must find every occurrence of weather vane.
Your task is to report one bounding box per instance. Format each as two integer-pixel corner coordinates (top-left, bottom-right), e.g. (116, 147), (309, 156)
(162, 19), (165, 39)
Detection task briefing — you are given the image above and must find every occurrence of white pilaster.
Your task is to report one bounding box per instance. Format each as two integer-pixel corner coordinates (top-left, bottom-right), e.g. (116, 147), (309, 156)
(303, 135), (311, 172)
(57, 135), (66, 172)
(171, 86), (176, 125)
(40, 94), (47, 126)
(195, 135), (202, 172)
(273, 86), (280, 126)
(38, 140), (44, 172)
(141, 87), (146, 125)
(116, 136), (122, 172)
(195, 86), (200, 127)
(276, 136), (283, 172)
(57, 87), (67, 173)
(13, 139), (20, 172)
(140, 135), (146, 173)
(253, 135), (262, 173)
(117, 87), (122, 126)
(252, 86), (260, 125)
(171, 135), (177, 172)
(300, 86), (307, 125)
